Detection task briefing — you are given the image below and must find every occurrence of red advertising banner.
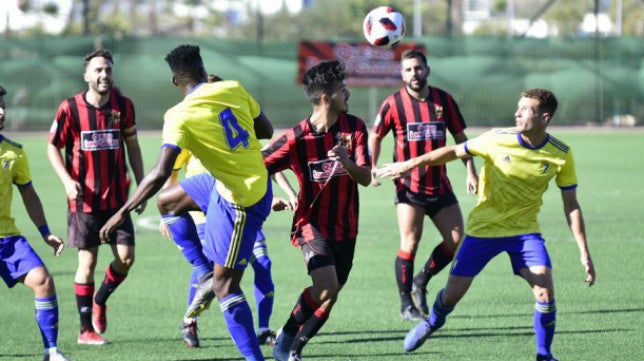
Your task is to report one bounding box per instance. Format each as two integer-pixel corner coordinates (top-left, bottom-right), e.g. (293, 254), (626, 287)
(297, 41), (426, 87)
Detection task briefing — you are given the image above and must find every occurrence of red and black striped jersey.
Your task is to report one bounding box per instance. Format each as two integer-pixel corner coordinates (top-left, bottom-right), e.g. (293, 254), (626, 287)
(48, 89), (137, 212)
(372, 86), (466, 196)
(263, 113), (371, 245)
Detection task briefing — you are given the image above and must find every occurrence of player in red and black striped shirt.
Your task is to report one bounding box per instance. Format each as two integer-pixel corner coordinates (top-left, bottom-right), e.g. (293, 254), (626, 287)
(47, 50), (145, 345)
(370, 49), (478, 321)
(263, 60), (371, 361)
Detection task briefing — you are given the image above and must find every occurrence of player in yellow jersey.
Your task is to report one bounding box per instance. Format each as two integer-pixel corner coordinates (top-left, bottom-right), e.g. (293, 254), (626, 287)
(0, 85), (71, 361)
(99, 44), (274, 361)
(378, 89), (596, 361)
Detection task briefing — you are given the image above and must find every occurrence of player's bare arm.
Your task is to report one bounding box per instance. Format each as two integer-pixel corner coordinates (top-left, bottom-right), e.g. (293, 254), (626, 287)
(18, 184), (64, 257)
(99, 146), (179, 243)
(46, 143), (82, 200)
(254, 112), (274, 139)
(368, 133), (382, 186)
(124, 134), (147, 214)
(561, 188), (595, 287)
(453, 131), (479, 194)
(377, 143), (466, 180)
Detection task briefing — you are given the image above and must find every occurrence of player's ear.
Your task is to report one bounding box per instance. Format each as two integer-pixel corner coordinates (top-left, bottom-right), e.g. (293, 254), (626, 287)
(171, 76), (178, 86)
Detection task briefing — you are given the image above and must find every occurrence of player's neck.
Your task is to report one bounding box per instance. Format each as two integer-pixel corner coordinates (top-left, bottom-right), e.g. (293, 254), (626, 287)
(85, 89), (109, 108)
(407, 86), (429, 101)
(309, 110), (339, 133)
(519, 130), (548, 147)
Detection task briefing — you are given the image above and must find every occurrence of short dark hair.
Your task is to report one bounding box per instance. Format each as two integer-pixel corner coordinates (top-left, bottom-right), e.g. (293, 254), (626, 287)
(522, 88), (558, 116)
(0, 85), (6, 97)
(302, 60), (346, 104)
(165, 44), (205, 81)
(84, 49), (113, 68)
(401, 49), (427, 67)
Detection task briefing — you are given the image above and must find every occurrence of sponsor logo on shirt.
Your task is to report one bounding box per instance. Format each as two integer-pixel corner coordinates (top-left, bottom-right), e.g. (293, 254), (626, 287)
(407, 121), (445, 141)
(308, 158), (347, 182)
(81, 130), (121, 151)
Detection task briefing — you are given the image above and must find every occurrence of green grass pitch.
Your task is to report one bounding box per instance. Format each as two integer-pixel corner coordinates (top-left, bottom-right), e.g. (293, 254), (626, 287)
(1, 129), (643, 361)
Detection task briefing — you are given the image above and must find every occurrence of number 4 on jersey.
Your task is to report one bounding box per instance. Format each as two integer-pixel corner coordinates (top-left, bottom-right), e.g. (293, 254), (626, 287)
(220, 108), (250, 150)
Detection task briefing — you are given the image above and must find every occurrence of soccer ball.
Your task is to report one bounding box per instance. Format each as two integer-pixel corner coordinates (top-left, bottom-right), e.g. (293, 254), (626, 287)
(363, 6), (406, 47)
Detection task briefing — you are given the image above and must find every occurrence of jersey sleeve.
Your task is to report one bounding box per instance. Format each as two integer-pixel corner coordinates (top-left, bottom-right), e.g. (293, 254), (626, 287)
(162, 107), (185, 150)
(371, 97), (393, 138)
(444, 92), (466, 135)
(121, 97), (137, 137)
(262, 130), (293, 175)
(13, 147), (32, 187)
(353, 120), (371, 167)
(48, 101), (70, 148)
(555, 148), (577, 190)
(464, 129), (495, 158)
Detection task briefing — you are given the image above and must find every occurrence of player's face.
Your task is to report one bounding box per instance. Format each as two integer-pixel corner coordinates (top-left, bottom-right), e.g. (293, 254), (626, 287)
(515, 97), (547, 134)
(330, 82), (350, 113)
(84, 56), (113, 95)
(401, 57), (428, 92)
(0, 96), (5, 131)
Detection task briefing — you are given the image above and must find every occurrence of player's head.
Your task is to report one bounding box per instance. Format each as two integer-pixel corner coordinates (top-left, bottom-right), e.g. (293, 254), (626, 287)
(165, 44), (208, 86)
(515, 88), (558, 134)
(0, 85), (6, 131)
(83, 49), (114, 95)
(521, 88), (558, 118)
(302, 60), (349, 111)
(400, 49), (430, 92)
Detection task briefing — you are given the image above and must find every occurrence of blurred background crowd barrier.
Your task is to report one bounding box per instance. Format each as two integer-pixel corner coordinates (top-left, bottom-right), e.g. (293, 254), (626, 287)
(1, 35), (642, 130)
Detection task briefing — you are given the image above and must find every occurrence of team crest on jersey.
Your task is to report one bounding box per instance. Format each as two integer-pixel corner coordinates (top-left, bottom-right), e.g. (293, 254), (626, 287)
(407, 121), (445, 141)
(109, 111), (121, 124)
(435, 105), (444, 120)
(336, 133), (352, 152)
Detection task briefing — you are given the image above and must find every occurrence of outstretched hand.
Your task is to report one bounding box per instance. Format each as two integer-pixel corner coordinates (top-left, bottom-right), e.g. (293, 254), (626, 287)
(375, 161), (413, 180)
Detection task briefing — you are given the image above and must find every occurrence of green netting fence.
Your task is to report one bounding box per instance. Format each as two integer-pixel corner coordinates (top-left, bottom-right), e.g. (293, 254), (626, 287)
(1, 35), (642, 130)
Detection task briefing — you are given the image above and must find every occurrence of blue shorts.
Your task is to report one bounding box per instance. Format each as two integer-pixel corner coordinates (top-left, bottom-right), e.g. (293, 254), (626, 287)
(0, 235), (45, 288)
(180, 173), (272, 269)
(450, 233), (552, 277)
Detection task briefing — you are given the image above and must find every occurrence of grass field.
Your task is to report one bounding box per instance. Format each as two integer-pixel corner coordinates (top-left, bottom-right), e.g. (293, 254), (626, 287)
(1, 129), (643, 361)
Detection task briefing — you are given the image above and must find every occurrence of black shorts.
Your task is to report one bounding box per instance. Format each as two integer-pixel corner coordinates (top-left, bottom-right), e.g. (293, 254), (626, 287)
(301, 236), (356, 286)
(394, 188), (458, 218)
(67, 210), (135, 249)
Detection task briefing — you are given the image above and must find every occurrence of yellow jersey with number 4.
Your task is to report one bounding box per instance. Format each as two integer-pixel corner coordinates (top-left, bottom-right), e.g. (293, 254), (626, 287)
(162, 80), (267, 207)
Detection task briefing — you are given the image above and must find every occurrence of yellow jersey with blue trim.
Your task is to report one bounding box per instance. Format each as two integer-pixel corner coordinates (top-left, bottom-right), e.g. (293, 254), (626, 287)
(162, 80), (267, 207)
(0, 135), (32, 237)
(464, 128), (577, 238)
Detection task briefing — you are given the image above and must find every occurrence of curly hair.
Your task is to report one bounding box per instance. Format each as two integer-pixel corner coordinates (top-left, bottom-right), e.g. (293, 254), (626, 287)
(0, 85), (6, 97)
(302, 60), (346, 104)
(164, 44), (205, 82)
(522, 88), (558, 116)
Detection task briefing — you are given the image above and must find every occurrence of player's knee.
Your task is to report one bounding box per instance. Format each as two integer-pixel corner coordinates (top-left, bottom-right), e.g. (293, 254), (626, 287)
(156, 191), (172, 214)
